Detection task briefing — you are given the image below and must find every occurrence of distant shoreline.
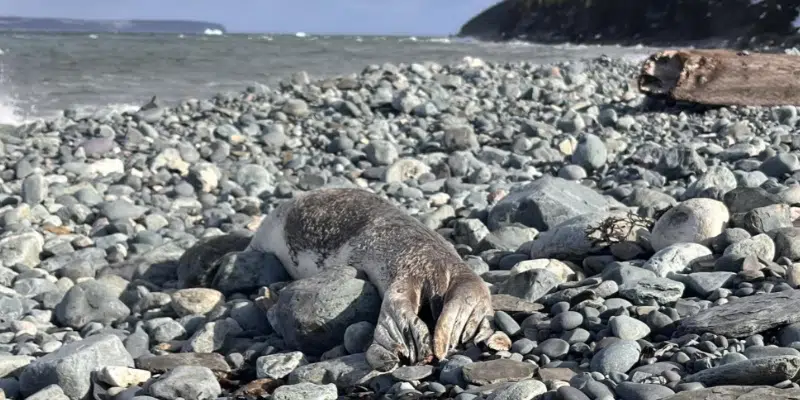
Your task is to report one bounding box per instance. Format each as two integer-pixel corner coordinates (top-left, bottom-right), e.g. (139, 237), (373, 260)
(0, 16), (227, 35)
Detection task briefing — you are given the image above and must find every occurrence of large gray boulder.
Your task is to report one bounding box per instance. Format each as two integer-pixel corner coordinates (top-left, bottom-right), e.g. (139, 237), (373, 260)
(267, 266), (382, 356)
(488, 175), (623, 231)
(54, 279), (131, 330)
(19, 334), (134, 399)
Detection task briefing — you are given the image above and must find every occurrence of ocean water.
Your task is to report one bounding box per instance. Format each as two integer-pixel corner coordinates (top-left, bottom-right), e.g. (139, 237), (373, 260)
(0, 32), (658, 125)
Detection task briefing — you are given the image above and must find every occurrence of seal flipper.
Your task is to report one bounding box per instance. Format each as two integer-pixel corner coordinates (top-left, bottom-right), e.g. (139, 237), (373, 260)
(366, 279), (434, 372)
(432, 269), (493, 361)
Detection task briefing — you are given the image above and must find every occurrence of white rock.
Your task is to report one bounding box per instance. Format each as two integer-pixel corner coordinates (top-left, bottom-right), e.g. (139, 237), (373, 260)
(88, 158), (125, 177)
(510, 259), (578, 283)
(609, 315), (651, 341)
(97, 366), (152, 387)
(170, 288), (224, 317)
(256, 351), (308, 379)
(272, 382), (338, 400)
(190, 162), (221, 193)
(0, 355), (34, 378)
(150, 148), (189, 175)
(650, 198), (729, 252)
(643, 243), (712, 277)
(383, 158), (430, 183)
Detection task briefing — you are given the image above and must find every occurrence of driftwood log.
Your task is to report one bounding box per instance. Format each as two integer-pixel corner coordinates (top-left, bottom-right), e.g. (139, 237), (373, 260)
(637, 49), (800, 107)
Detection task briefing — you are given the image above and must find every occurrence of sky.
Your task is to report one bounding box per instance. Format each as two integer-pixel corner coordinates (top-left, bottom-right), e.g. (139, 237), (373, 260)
(0, 0), (499, 36)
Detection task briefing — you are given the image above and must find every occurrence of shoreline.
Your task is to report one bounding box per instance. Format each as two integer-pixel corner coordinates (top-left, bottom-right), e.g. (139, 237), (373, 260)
(0, 35), (663, 127)
(3, 51), (655, 129)
(2, 54), (800, 399)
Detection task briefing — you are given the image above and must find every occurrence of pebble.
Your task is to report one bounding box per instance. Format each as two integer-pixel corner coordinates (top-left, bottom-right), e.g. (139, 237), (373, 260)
(609, 315), (651, 341)
(590, 340), (641, 375)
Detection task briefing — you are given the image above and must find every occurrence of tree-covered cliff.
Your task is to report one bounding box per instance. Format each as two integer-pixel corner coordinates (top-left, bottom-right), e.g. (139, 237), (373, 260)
(458, 0), (800, 47)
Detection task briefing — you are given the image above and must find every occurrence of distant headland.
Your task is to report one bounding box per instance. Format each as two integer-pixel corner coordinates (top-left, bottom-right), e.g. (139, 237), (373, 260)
(0, 16), (227, 35)
(458, 0), (800, 48)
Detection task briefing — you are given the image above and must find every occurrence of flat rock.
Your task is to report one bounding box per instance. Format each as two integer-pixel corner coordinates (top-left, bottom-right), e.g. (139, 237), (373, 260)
(537, 367), (579, 382)
(642, 243), (712, 277)
(619, 277), (685, 306)
(615, 382), (675, 400)
(391, 365), (434, 381)
(683, 355), (800, 386)
(135, 352), (231, 373)
(660, 386), (800, 399)
(499, 268), (561, 303)
(487, 379), (547, 400)
(461, 359), (536, 385)
(677, 290), (800, 338)
(681, 272), (737, 297)
(287, 353), (382, 389)
(272, 382), (338, 400)
(491, 294), (544, 314)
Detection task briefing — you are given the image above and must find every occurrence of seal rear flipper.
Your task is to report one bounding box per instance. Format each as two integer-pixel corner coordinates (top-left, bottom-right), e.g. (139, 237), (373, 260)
(432, 270), (494, 361)
(365, 279), (433, 372)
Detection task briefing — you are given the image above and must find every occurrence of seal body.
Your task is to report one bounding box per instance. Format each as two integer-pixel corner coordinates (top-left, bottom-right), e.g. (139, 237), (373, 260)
(248, 187), (493, 371)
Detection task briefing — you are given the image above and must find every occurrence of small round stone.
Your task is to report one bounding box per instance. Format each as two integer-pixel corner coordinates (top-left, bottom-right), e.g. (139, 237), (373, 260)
(550, 311), (584, 332)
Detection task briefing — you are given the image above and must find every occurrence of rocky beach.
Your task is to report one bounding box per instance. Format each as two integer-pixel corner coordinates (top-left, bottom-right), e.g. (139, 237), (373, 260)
(2, 52), (800, 400)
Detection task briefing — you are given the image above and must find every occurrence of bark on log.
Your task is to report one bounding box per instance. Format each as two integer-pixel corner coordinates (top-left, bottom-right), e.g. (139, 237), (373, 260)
(637, 49), (800, 107)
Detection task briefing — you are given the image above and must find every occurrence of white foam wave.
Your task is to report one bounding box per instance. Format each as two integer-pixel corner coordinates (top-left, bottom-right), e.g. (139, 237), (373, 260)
(426, 37), (451, 44)
(0, 96), (27, 126)
(0, 54), (29, 126)
(70, 102), (141, 118)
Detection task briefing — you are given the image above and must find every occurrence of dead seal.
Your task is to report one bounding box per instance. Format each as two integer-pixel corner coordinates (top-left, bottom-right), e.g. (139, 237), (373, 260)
(180, 187), (493, 372)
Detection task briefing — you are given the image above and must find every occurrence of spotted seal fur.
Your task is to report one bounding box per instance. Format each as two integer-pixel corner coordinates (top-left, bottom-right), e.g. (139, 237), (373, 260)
(182, 187), (494, 372)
